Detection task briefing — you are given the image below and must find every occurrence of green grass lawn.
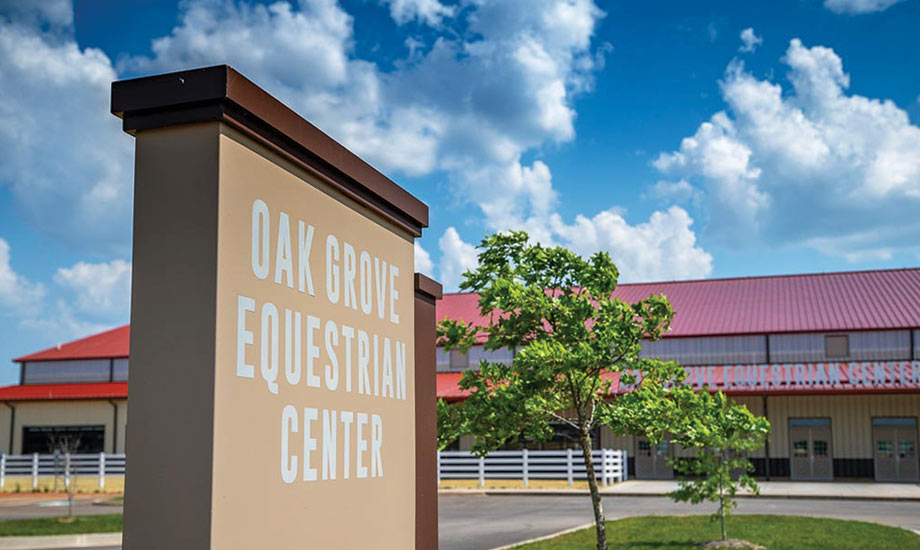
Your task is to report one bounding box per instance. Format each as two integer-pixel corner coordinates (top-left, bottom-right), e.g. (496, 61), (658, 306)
(515, 515), (920, 550)
(0, 514), (122, 537)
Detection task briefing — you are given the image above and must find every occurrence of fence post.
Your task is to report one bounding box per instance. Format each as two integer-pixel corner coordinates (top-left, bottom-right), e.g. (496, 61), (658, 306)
(99, 452), (106, 489)
(31, 453), (38, 490)
(522, 449), (529, 488)
(478, 455), (485, 488)
(566, 448), (573, 486)
(600, 450), (607, 486)
(622, 449), (628, 481)
(436, 450), (441, 485)
(0, 454), (5, 490)
(608, 450), (615, 484)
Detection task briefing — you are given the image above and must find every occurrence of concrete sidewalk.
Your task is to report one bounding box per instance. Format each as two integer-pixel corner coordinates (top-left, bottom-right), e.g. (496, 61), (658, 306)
(603, 480), (920, 500)
(440, 480), (920, 500)
(0, 533), (120, 549)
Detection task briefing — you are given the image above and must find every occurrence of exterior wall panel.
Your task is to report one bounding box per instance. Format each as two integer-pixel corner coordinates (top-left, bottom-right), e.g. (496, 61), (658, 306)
(641, 335), (767, 366)
(849, 331), (910, 360)
(768, 334), (825, 363)
(766, 394), (920, 458)
(769, 330), (911, 363)
(6, 401), (118, 455)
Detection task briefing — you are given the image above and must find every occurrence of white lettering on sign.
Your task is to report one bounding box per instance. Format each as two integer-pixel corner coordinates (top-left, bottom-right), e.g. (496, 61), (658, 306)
(619, 360), (920, 392)
(239, 197), (409, 486)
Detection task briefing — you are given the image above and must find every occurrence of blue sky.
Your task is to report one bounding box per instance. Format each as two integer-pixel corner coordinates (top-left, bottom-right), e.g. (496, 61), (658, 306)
(1, 0), (919, 384)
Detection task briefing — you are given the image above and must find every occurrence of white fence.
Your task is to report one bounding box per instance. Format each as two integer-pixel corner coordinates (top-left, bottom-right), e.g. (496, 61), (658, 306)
(438, 449), (627, 486)
(0, 453), (125, 489)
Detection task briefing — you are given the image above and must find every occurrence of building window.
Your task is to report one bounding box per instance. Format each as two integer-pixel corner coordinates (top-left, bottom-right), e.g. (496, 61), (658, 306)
(22, 425), (105, 454)
(22, 360), (111, 385)
(824, 334), (849, 359)
(449, 349), (469, 371)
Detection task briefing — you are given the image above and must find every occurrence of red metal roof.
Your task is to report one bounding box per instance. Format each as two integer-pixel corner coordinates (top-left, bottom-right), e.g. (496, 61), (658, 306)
(0, 382), (128, 402)
(437, 268), (920, 338)
(14, 325), (130, 362)
(11, 268), (920, 364)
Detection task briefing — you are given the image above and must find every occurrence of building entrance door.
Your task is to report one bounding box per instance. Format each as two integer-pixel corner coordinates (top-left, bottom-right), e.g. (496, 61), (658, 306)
(789, 418), (833, 481)
(635, 438), (673, 479)
(873, 418), (919, 482)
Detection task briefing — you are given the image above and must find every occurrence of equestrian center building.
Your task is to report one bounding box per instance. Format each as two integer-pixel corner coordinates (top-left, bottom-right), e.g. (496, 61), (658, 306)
(2, 268), (919, 482)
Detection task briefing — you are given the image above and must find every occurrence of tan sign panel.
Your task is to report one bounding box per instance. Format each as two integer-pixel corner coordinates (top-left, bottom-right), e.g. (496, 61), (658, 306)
(212, 127), (415, 548)
(114, 66), (437, 550)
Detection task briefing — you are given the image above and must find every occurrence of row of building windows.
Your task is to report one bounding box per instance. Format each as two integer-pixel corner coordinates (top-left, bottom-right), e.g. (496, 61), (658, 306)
(18, 330), (920, 380)
(20, 359), (128, 385)
(438, 330), (920, 372)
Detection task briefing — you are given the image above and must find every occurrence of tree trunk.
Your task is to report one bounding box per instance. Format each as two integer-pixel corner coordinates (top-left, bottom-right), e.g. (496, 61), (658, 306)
(579, 429), (606, 550)
(719, 452), (726, 541)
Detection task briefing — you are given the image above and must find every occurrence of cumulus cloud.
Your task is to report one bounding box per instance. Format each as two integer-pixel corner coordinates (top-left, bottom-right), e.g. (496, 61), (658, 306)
(644, 179), (703, 206)
(656, 38), (920, 259)
(437, 204), (713, 292)
(0, 5), (134, 254)
(0, 0), (713, 298)
(53, 259), (131, 319)
(548, 206), (712, 282)
(739, 27), (762, 53)
(414, 241), (435, 278)
(119, 0), (712, 285)
(438, 227), (479, 292)
(0, 237), (124, 339)
(0, 238), (45, 315)
(380, 0), (454, 26)
(823, 0), (906, 14)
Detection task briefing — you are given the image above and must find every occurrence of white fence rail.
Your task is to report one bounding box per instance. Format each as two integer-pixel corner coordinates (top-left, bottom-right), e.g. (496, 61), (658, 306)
(438, 448), (627, 487)
(0, 453), (125, 489)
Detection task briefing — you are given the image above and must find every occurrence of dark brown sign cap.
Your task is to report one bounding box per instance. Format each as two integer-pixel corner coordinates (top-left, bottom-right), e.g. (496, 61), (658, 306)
(112, 65), (428, 236)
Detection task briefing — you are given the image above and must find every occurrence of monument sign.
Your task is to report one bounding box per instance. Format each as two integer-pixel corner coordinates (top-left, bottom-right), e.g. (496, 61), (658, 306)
(112, 66), (440, 549)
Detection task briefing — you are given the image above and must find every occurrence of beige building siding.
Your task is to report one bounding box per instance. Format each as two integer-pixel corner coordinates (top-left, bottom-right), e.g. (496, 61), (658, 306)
(0, 400), (127, 455)
(599, 394), (920, 461)
(598, 395), (769, 458)
(765, 393), (920, 458)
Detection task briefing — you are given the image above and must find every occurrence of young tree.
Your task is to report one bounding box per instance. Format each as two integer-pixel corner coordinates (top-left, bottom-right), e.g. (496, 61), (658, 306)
(437, 232), (695, 550)
(46, 433), (83, 517)
(669, 391), (770, 543)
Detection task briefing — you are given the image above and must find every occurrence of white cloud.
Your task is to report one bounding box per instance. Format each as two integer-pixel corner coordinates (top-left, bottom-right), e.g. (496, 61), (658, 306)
(0, 0), (72, 27)
(644, 179), (702, 206)
(414, 241), (435, 277)
(549, 206), (712, 283)
(121, 0), (608, 224)
(53, 259), (131, 319)
(0, 237), (121, 340)
(438, 227), (479, 292)
(823, 0), (906, 13)
(738, 27), (762, 53)
(380, 0), (454, 26)
(0, 6), (134, 254)
(435, 204), (713, 291)
(656, 38), (920, 259)
(0, 238), (45, 315)
(0, 1), (713, 300)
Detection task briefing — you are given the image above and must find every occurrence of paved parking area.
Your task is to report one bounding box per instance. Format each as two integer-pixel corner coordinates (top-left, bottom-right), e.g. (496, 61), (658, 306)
(0, 495), (120, 521)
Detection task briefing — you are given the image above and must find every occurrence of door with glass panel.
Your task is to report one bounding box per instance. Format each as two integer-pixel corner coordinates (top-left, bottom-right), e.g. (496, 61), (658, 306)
(789, 418), (833, 481)
(873, 418), (919, 482)
(635, 437), (673, 479)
